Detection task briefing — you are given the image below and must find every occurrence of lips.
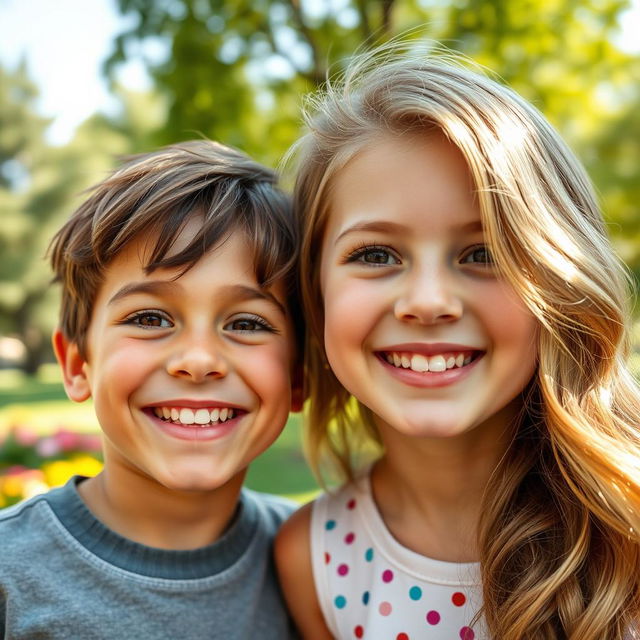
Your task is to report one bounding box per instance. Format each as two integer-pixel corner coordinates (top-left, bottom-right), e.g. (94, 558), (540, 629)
(380, 350), (475, 373)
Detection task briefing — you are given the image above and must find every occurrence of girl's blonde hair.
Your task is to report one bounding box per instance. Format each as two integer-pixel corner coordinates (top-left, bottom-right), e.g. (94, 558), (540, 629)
(292, 46), (640, 639)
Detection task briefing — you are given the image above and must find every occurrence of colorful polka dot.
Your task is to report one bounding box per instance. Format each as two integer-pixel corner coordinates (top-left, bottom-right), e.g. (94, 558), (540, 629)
(362, 591), (370, 605)
(344, 532), (356, 544)
(379, 601), (392, 616)
(397, 634), (410, 640)
(382, 569), (394, 583)
(325, 519), (336, 531)
(347, 498), (357, 509)
(364, 547), (374, 562)
(324, 552), (331, 564)
(409, 586), (422, 601)
(460, 627), (475, 640)
(337, 563), (349, 576)
(354, 625), (364, 638)
(426, 610), (441, 625)
(452, 591), (466, 606)
(334, 595), (347, 609)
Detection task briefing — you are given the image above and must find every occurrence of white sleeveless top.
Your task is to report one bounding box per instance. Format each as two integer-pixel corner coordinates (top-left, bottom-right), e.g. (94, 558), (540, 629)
(310, 474), (487, 639)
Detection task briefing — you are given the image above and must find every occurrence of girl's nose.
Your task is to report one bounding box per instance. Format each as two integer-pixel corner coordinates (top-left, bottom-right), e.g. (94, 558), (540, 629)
(393, 265), (463, 325)
(166, 336), (228, 382)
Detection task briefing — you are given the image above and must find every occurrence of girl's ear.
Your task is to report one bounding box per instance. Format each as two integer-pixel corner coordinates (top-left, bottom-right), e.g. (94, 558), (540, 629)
(290, 363), (305, 413)
(52, 329), (91, 403)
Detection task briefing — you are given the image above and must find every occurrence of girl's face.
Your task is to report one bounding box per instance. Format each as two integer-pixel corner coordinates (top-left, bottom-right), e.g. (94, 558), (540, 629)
(319, 133), (538, 446)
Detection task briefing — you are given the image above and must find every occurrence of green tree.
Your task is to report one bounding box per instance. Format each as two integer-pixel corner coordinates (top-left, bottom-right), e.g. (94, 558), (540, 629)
(108, 0), (640, 271)
(0, 63), (165, 373)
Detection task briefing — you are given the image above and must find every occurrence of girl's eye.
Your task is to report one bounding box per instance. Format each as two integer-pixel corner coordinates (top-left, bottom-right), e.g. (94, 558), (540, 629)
(124, 311), (173, 328)
(347, 245), (401, 266)
(460, 245), (494, 265)
(224, 315), (276, 333)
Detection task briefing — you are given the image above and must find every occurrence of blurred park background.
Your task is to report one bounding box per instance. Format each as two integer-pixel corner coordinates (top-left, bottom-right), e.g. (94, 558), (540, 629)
(1, 0), (640, 507)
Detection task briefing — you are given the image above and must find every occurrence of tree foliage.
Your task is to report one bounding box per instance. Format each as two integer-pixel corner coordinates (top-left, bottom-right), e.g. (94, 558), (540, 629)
(0, 65), (164, 372)
(107, 0), (640, 269)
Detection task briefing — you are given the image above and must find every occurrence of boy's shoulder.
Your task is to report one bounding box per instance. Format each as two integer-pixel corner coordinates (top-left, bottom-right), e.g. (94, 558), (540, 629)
(0, 484), (70, 571)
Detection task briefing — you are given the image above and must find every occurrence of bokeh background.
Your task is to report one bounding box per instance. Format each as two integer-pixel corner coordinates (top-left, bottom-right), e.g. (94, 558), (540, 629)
(1, 0), (640, 506)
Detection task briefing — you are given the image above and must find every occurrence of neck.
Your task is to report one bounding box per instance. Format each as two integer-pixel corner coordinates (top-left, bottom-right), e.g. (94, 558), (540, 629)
(78, 466), (245, 550)
(371, 404), (518, 562)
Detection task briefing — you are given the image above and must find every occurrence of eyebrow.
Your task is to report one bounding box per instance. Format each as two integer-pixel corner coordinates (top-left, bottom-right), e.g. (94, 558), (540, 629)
(335, 218), (483, 242)
(108, 281), (287, 316)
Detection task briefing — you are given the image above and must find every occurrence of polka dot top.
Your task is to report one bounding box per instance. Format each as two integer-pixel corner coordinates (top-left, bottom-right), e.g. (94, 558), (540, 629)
(310, 472), (487, 639)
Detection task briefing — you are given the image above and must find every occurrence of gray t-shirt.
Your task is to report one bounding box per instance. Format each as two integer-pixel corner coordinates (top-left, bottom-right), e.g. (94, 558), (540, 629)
(0, 476), (297, 639)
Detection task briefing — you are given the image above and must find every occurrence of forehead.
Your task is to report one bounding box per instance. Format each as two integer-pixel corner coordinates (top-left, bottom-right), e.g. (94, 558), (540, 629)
(98, 223), (289, 305)
(326, 133), (480, 238)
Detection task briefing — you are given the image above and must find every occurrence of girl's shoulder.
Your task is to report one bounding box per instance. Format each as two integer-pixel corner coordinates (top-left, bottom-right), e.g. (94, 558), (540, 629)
(274, 497), (335, 639)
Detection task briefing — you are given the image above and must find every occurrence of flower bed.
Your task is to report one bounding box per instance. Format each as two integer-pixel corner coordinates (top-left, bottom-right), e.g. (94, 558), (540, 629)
(0, 425), (103, 507)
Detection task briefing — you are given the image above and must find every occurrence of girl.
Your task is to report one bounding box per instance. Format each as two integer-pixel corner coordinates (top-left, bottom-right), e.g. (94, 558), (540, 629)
(275, 48), (640, 640)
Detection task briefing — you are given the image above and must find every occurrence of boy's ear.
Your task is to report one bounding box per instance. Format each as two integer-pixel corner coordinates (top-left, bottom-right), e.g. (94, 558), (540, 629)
(52, 329), (91, 403)
(290, 363), (305, 413)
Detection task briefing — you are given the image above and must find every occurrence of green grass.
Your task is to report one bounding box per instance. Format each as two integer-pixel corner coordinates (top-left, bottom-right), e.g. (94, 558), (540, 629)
(0, 366), (318, 500)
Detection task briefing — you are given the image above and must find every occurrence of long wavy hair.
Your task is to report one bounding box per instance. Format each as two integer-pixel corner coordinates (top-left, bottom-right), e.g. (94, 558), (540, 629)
(291, 46), (640, 639)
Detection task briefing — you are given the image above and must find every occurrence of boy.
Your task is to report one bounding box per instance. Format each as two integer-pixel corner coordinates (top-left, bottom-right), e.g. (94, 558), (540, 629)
(0, 140), (302, 638)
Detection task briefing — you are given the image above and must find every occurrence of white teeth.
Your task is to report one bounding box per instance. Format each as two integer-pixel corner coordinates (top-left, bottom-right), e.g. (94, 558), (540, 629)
(180, 408), (195, 424)
(194, 408), (210, 425)
(384, 350), (474, 373)
(410, 354), (429, 372)
(428, 355), (447, 372)
(154, 406), (237, 426)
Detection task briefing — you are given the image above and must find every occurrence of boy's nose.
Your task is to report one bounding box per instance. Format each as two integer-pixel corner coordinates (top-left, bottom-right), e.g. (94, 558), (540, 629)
(393, 265), (463, 325)
(166, 339), (229, 382)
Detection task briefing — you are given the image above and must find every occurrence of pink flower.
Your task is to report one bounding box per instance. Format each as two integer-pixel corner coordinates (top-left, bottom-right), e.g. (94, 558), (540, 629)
(36, 437), (61, 458)
(52, 428), (82, 451)
(11, 426), (39, 447)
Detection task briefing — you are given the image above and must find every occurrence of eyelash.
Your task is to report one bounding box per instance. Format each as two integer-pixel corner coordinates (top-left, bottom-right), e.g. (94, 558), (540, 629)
(224, 314), (278, 334)
(345, 243), (494, 266)
(345, 243), (401, 266)
(121, 311), (277, 333)
(122, 310), (172, 329)
(459, 244), (494, 265)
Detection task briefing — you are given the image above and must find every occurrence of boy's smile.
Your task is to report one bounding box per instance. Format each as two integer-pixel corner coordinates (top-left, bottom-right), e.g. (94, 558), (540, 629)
(59, 220), (297, 493)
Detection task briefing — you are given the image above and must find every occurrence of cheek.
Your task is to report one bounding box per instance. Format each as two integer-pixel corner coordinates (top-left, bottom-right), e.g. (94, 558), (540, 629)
(322, 278), (380, 349)
(482, 288), (539, 370)
(246, 345), (293, 400)
(88, 341), (156, 398)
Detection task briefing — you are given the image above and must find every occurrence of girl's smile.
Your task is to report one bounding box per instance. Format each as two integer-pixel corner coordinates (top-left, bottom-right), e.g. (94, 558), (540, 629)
(320, 132), (539, 442)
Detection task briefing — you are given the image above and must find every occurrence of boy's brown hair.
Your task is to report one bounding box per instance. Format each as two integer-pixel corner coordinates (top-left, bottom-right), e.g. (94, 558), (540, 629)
(49, 140), (299, 356)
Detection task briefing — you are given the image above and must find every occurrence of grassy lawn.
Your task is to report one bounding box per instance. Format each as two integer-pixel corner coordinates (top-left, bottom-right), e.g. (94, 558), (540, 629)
(0, 366), (318, 502)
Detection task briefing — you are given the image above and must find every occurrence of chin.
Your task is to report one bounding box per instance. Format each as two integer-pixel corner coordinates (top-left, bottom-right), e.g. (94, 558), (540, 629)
(156, 467), (236, 493)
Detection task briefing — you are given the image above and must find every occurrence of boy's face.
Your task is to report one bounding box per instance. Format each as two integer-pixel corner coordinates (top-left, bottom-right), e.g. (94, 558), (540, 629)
(56, 220), (297, 493)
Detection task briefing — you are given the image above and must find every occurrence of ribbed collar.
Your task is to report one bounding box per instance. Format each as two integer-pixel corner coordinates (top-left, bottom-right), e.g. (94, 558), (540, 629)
(44, 476), (257, 579)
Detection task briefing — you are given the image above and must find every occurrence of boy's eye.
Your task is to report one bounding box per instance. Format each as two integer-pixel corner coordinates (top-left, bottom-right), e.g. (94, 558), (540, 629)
(124, 311), (173, 328)
(224, 315), (276, 333)
(460, 245), (494, 265)
(347, 245), (401, 265)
